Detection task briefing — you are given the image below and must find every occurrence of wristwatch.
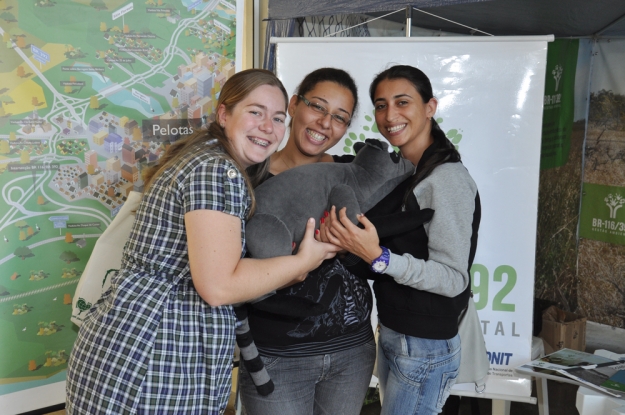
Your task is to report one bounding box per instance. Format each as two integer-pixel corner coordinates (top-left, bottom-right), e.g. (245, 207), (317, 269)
(370, 246), (390, 273)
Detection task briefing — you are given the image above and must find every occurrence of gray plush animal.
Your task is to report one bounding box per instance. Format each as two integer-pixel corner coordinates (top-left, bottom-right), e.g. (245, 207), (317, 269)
(236, 139), (414, 396)
(246, 138), (415, 258)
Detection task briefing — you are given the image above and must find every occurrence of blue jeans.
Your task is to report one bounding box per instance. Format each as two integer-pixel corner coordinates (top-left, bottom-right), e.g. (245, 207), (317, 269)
(377, 324), (460, 415)
(239, 339), (376, 415)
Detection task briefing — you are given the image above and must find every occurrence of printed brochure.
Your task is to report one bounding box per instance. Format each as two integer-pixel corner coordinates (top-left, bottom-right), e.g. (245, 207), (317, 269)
(515, 348), (625, 398)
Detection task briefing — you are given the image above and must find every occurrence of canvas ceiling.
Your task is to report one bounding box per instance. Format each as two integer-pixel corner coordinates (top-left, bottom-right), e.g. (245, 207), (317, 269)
(267, 0), (625, 37)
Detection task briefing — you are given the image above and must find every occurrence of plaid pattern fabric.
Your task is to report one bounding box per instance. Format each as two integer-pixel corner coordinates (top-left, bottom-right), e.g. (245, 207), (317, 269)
(67, 144), (250, 414)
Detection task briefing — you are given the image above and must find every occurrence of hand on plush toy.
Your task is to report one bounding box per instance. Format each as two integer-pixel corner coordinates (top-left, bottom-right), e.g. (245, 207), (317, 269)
(317, 211), (349, 255)
(296, 217), (342, 273)
(318, 206), (382, 265)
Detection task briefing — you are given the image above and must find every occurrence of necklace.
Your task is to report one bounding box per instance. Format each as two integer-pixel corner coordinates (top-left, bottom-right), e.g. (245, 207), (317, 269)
(275, 151), (297, 171)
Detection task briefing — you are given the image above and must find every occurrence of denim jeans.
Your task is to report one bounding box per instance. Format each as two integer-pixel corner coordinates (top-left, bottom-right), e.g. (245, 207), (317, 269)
(377, 324), (460, 415)
(239, 339), (376, 415)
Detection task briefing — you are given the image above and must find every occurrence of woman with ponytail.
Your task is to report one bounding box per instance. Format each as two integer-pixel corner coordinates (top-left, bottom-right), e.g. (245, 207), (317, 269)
(319, 65), (481, 415)
(66, 69), (339, 415)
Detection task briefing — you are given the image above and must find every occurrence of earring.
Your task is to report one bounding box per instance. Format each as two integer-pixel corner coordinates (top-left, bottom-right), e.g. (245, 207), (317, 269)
(220, 123), (225, 128)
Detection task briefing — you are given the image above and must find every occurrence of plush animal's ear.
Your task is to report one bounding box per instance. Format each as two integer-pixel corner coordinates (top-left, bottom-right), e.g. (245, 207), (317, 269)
(353, 141), (366, 154)
(364, 138), (385, 150)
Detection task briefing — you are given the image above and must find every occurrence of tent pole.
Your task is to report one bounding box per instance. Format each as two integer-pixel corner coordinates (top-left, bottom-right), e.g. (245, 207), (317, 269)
(253, 0), (260, 68)
(594, 12), (625, 37)
(405, 6), (412, 37)
(576, 38), (597, 273)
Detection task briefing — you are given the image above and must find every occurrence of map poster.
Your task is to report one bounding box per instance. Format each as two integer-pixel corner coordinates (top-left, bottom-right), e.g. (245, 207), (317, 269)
(0, 1), (243, 413)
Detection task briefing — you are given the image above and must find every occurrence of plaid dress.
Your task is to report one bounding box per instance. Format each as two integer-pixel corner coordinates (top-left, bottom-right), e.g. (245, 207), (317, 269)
(66, 144), (250, 415)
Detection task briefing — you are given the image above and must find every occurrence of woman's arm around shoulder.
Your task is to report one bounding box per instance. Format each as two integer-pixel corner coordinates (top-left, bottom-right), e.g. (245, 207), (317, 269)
(186, 211), (339, 306)
(182, 155), (339, 306)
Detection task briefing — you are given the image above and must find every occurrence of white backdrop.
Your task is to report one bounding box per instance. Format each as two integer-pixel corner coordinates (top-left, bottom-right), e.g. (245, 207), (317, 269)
(274, 36), (551, 401)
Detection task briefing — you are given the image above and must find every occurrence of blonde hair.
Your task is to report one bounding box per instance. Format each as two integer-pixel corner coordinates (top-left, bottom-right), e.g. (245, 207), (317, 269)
(142, 69), (288, 215)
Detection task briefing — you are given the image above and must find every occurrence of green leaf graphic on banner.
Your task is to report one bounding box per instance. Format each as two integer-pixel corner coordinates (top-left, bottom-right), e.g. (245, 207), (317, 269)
(446, 127), (463, 150)
(438, 118), (463, 151)
(344, 111), (376, 154)
(345, 114), (465, 154)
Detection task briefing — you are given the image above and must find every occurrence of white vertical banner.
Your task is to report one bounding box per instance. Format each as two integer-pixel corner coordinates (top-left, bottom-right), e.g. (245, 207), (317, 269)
(274, 36), (551, 401)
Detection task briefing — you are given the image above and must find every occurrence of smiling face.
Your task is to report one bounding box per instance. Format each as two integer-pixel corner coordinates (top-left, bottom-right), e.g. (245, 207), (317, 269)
(373, 78), (437, 164)
(287, 81), (355, 157)
(217, 84), (287, 168)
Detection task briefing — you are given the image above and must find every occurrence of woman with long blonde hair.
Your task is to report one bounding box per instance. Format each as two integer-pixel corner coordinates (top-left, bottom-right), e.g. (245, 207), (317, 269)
(66, 69), (339, 415)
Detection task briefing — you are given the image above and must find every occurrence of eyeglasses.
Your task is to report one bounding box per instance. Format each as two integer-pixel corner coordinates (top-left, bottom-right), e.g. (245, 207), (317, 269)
(298, 95), (351, 127)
